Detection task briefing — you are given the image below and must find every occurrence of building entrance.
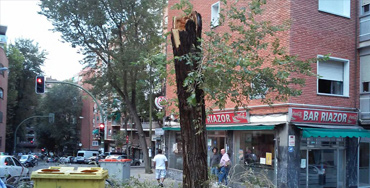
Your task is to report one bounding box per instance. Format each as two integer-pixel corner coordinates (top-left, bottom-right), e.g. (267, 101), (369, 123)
(300, 138), (346, 188)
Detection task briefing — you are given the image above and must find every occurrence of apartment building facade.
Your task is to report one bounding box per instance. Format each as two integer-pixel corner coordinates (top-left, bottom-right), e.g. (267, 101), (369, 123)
(164, 0), (368, 187)
(0, 25), (8, 153)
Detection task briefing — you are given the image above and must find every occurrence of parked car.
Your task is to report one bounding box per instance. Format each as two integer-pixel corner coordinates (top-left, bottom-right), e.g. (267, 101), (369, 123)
(19, 155), (36, 167)
(87, 156), (100, 164)
(59, 157), (70, 163)
(46, 157), (58, 163)
(130, 158), (141, 166)
(105, 154), (128, 160)
(0, 155), (29, 183)
(76, 150), (99, 164)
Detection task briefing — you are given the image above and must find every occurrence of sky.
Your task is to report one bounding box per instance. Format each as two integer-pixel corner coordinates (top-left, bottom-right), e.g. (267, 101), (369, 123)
(0, 0), (84, 81)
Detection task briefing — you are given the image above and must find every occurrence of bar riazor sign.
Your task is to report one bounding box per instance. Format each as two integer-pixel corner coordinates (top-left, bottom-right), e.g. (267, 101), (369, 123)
(206, 111), (249, 125)
(289, 108), (358, 125)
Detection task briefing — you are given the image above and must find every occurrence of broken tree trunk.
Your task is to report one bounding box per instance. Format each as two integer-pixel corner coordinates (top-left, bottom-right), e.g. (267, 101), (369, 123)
(170, 11), (208, 188)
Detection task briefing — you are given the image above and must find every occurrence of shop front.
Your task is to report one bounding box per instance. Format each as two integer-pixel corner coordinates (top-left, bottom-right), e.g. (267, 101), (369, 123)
(288, 108), (370, 188)
(163, 111), (279, 183)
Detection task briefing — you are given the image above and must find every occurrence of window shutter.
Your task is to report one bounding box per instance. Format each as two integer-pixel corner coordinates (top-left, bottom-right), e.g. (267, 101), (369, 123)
(361, 56), (370, 82)
(319, 60), (344, 81)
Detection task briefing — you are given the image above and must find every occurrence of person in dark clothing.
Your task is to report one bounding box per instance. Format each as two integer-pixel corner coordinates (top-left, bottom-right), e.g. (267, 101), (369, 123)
(210, 147), (221, 176)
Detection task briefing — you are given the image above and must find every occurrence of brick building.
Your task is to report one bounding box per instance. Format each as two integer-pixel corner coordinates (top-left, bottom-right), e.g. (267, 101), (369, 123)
(163, 0), (368, 187)
(0, 25), (8, 153)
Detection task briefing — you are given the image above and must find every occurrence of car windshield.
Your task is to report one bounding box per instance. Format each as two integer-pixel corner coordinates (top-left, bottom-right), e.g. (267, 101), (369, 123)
(77, 153), (84, 156)
(21, 155), (28, 159)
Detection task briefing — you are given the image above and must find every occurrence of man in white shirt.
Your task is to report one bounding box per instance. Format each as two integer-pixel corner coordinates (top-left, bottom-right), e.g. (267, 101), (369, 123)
(153, 149), (168, 187)
(218, 148), (231, 185)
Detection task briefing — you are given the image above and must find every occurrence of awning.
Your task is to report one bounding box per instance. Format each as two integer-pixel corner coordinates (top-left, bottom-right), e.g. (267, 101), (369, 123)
(163, 125), (275, 131)
(299, 127), (370, 138)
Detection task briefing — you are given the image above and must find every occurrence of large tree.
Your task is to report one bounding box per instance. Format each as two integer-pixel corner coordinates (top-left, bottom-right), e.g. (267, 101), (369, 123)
(35, 84), (83, 155)
(170, 0), (316, 187)
(39, 0), (166, 172)
(6, 39), (46, 153)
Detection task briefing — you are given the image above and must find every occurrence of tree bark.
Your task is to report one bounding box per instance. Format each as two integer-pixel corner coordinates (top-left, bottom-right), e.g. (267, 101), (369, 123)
(170, 11), (208, 187)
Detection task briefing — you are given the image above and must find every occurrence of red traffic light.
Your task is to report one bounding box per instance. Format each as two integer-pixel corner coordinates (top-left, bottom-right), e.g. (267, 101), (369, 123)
(99, 123), (105, 129)
(35, 76), (45, 94)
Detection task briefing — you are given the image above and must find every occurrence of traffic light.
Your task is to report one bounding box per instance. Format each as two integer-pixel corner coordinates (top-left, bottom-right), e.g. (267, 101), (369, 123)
(99, 123), (105, 140)
(35, 76), (45, 94)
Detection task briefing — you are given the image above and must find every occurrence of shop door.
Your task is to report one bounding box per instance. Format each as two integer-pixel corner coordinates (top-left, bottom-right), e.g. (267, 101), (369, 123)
(207, 131), (226, 165)
(300, 149), (345, 188)
(359, 142), (370, 187)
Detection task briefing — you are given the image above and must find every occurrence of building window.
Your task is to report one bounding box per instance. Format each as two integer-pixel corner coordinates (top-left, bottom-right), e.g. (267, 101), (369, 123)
(234, 131), (275, 183)
(0, 111), (3, 123)
(361, 56), (370, 93)
(0, 137), (2, 147)
(211, 1), (220, 28)
(0, 64), (4, 77)
(92, 141), (99, 146)
(0, 88), (3, 99)
(362, 0), (370, 15)
(318, 0), (350, 18)
(317, 56), (349, 97)
(108, 129), (111, 136)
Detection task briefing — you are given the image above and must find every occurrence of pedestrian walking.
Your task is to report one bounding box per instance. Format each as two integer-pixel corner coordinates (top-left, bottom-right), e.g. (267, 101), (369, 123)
(210, 147), (221, 177)
(218, 148), (231, 185)
(153, 149), (168, 187)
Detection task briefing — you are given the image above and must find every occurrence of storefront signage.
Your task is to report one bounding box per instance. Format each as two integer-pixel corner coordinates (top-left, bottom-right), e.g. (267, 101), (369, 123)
(154, 96), (166, 109)
(266, 153), (272, 165)
(289, 135), (295, 146)
(155, 128), (164, 135)
(206, 111), (249, 125)
(289, 108), (358, 125)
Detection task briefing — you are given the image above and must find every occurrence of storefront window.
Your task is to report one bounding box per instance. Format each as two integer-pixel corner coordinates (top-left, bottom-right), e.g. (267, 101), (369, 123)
(168, 132), (183, 170)
(300, 137), (346, 188)
(233, 131), (275, 184)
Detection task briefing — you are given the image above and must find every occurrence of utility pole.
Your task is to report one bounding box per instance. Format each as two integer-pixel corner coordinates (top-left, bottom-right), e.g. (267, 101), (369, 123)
(149, 61), (154, 169)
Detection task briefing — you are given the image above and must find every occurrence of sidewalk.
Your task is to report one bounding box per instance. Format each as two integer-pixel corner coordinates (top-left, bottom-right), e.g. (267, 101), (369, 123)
(130, 166), (182, 187)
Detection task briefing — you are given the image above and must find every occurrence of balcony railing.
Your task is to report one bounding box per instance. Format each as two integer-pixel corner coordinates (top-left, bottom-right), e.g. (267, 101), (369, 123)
(361, 93), (370, 120)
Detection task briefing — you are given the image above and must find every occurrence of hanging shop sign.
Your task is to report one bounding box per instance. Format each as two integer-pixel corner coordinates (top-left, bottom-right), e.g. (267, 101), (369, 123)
(206, 111), (249, 125)
(289, 108), (358, 125)
(155, 96), (167, 109)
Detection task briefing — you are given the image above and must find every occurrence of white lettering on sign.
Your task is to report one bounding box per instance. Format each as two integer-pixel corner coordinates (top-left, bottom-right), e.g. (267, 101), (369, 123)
(320, 112), (347, 123)
(207, 114), (231, 123)
(303, 111), (319, 121)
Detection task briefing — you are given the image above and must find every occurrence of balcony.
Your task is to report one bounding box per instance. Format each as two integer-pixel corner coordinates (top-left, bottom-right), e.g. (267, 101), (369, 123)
(361, 93), (370, 121)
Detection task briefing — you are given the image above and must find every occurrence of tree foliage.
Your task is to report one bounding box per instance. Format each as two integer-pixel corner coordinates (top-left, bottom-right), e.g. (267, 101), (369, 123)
(39, 0), (166, 172)
(35, 84), (83, 155)
(169, 0), (318, 186)
(175, 0), (316, 112)
(5, 38), (46, 153)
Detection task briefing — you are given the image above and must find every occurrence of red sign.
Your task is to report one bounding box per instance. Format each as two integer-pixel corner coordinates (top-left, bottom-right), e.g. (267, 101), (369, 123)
(206, 111), (249, 125)
(290, 108), (358, 125)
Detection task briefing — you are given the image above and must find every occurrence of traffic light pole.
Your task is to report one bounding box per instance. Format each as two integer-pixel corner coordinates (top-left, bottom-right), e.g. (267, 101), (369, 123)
(45, 81), (106, 150)
(13, 115), (50, 155)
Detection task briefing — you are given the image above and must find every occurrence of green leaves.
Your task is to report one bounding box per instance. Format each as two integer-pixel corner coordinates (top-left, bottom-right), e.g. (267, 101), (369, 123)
(175, 0), (316, 111)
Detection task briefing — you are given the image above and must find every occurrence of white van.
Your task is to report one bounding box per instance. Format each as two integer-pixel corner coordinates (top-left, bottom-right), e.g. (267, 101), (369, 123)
(76, 150), (99, 164)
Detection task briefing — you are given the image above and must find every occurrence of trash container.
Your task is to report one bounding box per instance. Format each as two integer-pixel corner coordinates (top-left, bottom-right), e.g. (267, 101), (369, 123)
(31, 166), (108, 188)
(99, 158), (132, 183)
